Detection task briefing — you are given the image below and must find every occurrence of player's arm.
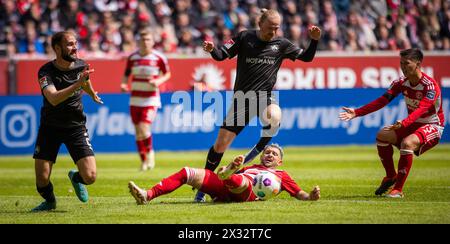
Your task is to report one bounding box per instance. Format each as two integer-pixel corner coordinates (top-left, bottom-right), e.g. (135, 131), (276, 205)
(400, 90), (438, 128)
(281, 172), (319, 201)
(42, 68), (93, 106)
(81, 80), (103, 104)
(340, 80), (401, 121)
(295, 186), (320, 201)
(204, 32), (241, 61)
(121, 57), (132, 92)
(121, 76), (130, 92)
(295, 26), (321, 62)
(80, 65), (103, 104)
(152, 71), (171, 87)
(203, 41), (227, 61)
(339, 93), (392, 121)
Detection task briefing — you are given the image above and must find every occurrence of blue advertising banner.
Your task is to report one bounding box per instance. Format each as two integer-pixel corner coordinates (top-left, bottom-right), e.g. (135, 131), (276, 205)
(0, 89), (449, 155)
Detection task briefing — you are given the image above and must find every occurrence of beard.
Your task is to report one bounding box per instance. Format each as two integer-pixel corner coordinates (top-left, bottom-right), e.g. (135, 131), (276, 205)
(62, 50), (77, 62)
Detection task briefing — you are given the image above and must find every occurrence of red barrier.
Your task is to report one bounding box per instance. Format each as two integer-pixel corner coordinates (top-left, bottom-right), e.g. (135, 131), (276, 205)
(0, 59), (8, 95)
(13, 54), (450, 95)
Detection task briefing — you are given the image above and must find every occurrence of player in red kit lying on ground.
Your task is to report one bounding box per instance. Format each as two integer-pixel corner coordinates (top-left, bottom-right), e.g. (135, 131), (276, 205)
(128, 144), (320, 203)
(339, 48), (445, 198)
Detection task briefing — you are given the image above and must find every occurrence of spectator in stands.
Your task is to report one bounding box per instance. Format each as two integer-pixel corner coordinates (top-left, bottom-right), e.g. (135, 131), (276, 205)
(120, 27), (137, 54)
(17, 21), (45, 54)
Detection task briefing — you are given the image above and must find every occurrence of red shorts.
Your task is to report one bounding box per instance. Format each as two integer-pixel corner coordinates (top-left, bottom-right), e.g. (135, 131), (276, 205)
(394, 123), (443, 156)
(130, 106), (158, 124)
(200, 170), (257, 202)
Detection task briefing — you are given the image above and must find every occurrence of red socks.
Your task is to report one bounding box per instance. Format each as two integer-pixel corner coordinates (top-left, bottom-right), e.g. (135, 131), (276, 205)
(377, 142), (397, 178)
(136, 136), (153, 162)
(223, 174), (244, 189)
(394, 150), (414, 191)
(144, 136), (153, 152)
(147, 168), (187, 200)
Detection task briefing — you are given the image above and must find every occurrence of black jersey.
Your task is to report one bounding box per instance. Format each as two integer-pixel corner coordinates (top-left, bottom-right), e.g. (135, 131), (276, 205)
(221, 30), (303, 93)
(37, 59), (88, 128)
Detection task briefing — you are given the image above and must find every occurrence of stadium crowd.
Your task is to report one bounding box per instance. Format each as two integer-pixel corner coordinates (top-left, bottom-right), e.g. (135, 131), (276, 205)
(0, 0), (449, 58)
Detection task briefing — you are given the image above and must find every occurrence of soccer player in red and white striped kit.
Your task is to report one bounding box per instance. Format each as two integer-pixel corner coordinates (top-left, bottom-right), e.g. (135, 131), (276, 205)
(339, 48), (445, 198)
(128, 143), (320, 204)
(121, 28), (171, 171)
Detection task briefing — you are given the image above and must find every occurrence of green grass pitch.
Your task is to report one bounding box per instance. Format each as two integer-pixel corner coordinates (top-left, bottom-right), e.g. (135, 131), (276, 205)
(0, 145), (449, 224)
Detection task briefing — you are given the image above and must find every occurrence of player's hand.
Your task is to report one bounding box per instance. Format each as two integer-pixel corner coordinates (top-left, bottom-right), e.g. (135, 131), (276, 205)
(148, 79), (158, 89)
(308, 25), (321, 40)
(92, 91), (103, 104)
(120, 83), (129, 92)
(339, 107), (356, 121)
(203, 41), (215, 53)
(309, 185), (320, 201)
(384, 120), (402, 131)
(79, 64), (95, 83)
(234, 155), (245, 165)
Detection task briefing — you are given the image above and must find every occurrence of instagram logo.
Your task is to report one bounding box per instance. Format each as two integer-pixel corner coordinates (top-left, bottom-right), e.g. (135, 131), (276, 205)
(1, 104), (37, 147)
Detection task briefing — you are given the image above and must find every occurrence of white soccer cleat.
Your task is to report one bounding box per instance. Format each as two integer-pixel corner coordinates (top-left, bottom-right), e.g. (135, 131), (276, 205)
(148, 150), (155, 170)
(218, 159), (242, 180)
(384, 189), (404, 198)
(140, 162), (149, 171)
(128, 181), (149, 205)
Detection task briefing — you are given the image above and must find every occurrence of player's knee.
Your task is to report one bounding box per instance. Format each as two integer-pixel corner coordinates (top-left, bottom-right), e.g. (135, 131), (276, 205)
(400, 138), (418, 150)
(82, 171), (97, 185)
(184, 167), (204, 189)
(263, 105), (282, 126)
(376, 130), (394, 143)
(36, 176), (50, 187)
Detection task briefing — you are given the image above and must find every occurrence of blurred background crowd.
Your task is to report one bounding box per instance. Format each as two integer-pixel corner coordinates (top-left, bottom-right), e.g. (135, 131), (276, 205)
(0, 0), (449, 58)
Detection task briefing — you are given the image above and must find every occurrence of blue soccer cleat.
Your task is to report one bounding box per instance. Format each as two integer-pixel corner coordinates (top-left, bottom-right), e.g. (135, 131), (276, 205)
(68, 170), (89, 202)
(31, 201), (56, 212)
(194, 191), (206, 203)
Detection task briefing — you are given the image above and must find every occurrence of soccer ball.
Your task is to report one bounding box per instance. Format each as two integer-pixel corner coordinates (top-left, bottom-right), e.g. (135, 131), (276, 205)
(252, 171), (281, 200)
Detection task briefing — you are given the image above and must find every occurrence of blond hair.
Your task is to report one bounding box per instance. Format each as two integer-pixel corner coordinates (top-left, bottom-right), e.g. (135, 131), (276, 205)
(259, 8), (280, 24)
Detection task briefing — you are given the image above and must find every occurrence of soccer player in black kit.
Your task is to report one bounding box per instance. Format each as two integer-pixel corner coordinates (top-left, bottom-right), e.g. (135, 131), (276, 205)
(194, 9), (321, 202)
(31, 31), (103, 212)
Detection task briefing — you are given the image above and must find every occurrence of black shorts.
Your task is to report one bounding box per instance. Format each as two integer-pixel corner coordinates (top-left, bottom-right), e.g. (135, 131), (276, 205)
(33, 125), (94, 163)
(221, 92), (276, 135)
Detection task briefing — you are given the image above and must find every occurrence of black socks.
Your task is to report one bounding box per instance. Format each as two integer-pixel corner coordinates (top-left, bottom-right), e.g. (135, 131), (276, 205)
(37, 181), (56, 203)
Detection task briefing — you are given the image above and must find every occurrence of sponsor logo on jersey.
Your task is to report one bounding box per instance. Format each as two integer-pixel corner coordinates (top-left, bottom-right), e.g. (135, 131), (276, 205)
(39, 76), (48, 89)
(39, 76), (47, 85)
(224, 39), (235, 49)
(426, 90), (436, 100)
(270, 45), (279, 51)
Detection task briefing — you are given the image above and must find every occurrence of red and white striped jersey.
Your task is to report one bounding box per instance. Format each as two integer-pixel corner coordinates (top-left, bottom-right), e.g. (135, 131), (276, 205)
(238, 164), (302, 197)
(124, 50), (170, 107)
(388, 72), (444, 127)
(355, 72), (444, 128)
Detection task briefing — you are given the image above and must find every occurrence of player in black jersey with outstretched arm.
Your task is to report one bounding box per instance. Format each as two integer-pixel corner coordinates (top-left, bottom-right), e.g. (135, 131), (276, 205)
(31, 31), (103, 212)
(194, 9), (321, 202)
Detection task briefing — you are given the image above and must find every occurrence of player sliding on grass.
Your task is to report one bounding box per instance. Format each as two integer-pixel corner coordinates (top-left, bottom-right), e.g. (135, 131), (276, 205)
(32, 31), (102, 212)
(128, 144), (320, 204)
(195, 8), (321, 202)
(339, 48), (444, 198)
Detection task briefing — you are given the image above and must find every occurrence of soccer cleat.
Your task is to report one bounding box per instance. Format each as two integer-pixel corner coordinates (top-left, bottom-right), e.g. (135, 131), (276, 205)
(385, 189), (404, 198)
(140, 161), (149, 171)
(31, 201), (56, 212)
(128, 181), (148, 205)
(194, 191), (206, 203)
(68, 170), (89, 202)
(375, 176), (397, 196)
(148, 150), (155, 170)
(218, 159), (243, 180)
